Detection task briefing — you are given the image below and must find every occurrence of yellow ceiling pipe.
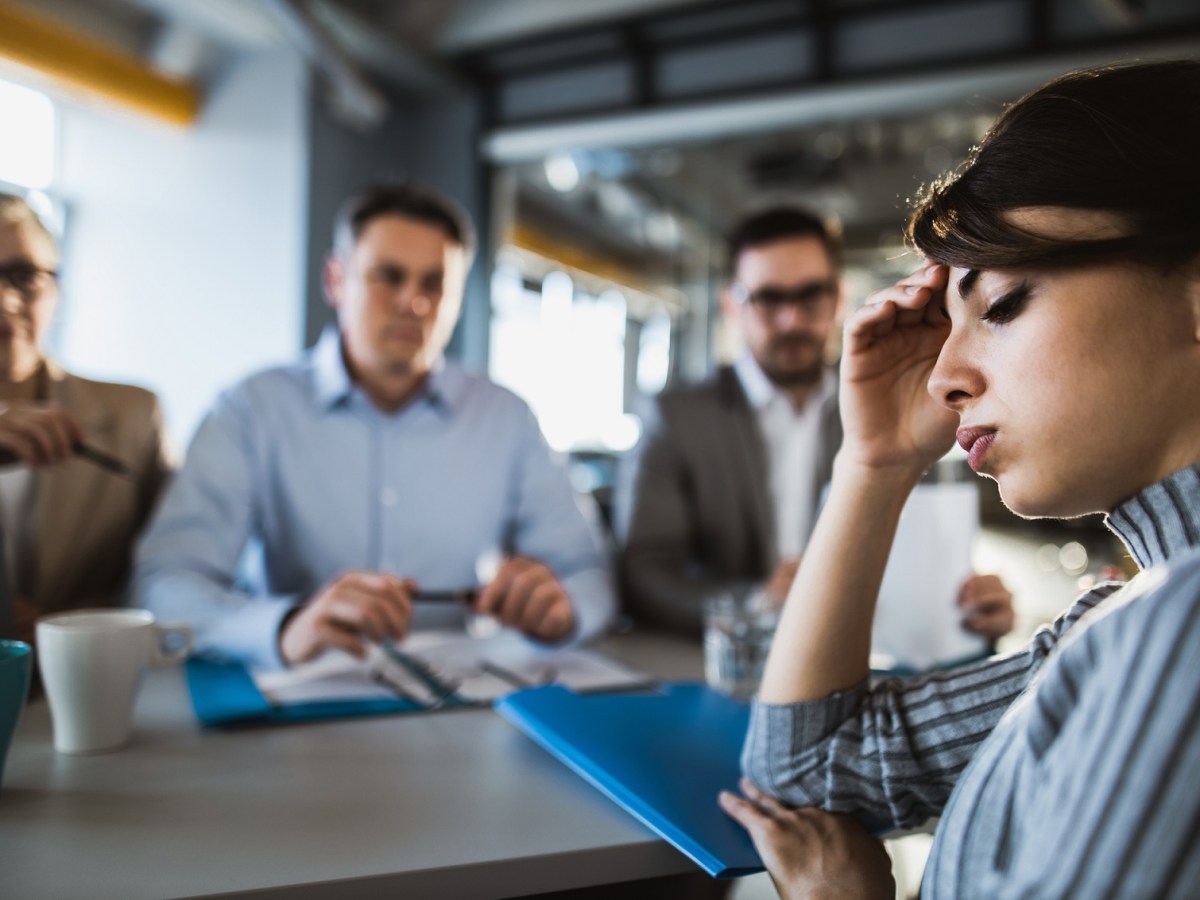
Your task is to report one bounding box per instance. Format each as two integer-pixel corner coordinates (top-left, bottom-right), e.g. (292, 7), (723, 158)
(509, 222), (654, 292)
(0, 2), (201, 126)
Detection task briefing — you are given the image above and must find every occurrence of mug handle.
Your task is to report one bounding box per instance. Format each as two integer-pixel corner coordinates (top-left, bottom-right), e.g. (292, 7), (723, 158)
(150, 624), (193, 667)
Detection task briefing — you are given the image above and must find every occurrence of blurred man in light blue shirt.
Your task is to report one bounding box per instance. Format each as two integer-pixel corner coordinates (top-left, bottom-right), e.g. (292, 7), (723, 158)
(135, 183), (614, 669)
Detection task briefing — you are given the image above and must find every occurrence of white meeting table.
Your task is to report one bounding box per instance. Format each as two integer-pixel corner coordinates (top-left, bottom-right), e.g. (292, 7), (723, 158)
(0, 630), (712, 899)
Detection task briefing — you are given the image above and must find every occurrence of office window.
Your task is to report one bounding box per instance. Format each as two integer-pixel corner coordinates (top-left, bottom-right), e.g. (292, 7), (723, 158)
(636, 311), (671, 396)
(0, 79), (56, 190)
(489, 265), (639, 455)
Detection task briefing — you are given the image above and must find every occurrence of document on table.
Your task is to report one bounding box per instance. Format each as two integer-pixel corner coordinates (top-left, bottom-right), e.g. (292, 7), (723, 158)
(253, 631), (654, 709)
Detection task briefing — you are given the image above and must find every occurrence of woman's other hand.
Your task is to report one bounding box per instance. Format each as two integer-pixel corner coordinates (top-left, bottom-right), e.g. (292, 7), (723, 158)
(720, 779), (895, 900)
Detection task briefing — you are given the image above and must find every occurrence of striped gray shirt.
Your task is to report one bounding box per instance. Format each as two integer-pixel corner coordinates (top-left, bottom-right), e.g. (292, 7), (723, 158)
(742, 464), (1200, 898)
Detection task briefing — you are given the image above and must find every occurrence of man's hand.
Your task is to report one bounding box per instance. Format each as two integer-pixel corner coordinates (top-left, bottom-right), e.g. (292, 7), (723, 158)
(720, 779), (895, 900)
(765, 558), (801, 606)
(957, 573), (1015, 640)
(0, 402), (84, 467)
(475, 556), (575, 642)
(279, 571), (415, 665)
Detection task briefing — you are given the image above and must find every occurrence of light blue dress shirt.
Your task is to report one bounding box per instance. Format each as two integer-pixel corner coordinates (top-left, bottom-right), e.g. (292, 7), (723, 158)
(135, 328), (615, 668)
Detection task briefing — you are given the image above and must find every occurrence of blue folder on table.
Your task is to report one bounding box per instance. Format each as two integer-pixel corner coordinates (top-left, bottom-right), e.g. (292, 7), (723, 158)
(185, 657), (427, 727)
(496, 682), (764, 878)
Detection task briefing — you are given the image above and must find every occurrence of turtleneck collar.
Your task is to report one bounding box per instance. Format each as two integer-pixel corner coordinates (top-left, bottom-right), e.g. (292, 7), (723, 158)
(1106, 465), (1200, 570)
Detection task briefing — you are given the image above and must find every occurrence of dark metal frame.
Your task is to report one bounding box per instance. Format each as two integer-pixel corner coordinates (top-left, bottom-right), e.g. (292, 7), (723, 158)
(452, 0), (1200, 131)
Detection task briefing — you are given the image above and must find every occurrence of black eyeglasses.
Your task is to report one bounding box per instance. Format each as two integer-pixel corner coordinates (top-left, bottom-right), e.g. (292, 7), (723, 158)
(730, 278), (838, 314)
(0, 261), (57, 296)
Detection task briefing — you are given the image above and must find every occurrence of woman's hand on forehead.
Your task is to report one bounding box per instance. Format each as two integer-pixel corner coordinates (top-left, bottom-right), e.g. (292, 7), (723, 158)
(835, 260), (958, 473)
(850, 261), (950, 343)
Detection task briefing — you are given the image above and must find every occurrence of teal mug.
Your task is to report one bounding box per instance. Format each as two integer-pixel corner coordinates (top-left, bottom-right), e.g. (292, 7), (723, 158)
(0, 640), (33, 787)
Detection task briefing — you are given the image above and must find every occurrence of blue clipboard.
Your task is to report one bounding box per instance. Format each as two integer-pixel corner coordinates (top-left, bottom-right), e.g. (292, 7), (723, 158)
(496, 682), (764, 879)
(185, 657), (425, 726)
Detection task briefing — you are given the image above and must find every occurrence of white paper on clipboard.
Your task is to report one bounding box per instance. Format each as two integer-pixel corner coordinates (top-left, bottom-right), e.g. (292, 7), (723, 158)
(869, 481), (988, 670)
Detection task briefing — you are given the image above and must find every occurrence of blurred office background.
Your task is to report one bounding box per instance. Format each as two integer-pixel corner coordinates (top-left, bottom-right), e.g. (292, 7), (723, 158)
(2, 0), (1198, 638)
(3, 4), (1197, 896)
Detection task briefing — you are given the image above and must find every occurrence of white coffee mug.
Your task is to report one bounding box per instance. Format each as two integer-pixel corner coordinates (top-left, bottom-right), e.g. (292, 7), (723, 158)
(36, 609), (192, 754)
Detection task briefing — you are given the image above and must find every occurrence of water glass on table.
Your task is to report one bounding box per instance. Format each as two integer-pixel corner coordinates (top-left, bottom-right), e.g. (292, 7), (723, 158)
(703, 591), (778, 701)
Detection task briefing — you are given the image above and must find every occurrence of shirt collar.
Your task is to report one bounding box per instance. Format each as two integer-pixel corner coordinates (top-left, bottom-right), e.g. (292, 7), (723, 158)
(1106, 465), (1200, 570)
(733, 353), (834, 414)
(733, 353), (778, 411)
(424, 359), (467, 416)
(309, 326), (464, 416)
(310, 327), (355, 410)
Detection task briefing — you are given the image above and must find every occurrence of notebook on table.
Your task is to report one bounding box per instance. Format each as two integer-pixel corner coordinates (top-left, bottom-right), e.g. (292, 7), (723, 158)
(185, 630), (653, 727)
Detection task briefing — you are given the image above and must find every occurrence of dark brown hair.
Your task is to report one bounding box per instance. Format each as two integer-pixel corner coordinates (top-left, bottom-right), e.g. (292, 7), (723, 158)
(908, 60), (1200, 271)
(332, 181), (476, 261)
(727, 206), (842, 276)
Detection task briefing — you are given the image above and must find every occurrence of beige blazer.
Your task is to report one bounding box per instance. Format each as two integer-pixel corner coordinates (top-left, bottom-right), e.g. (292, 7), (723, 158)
(23, 361), (171, 615)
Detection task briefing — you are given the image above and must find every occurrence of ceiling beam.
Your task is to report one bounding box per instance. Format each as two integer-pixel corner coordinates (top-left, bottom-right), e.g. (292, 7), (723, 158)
(260, 0), (388, 131)
(0, 1), (201, 125)
(481, 37), (1200, 162)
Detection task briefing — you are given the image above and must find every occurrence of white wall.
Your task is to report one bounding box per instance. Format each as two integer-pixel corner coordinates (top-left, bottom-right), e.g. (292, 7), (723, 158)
(54, 48), (309, 450)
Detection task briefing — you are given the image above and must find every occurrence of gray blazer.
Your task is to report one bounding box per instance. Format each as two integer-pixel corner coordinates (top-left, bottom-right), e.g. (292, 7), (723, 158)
(614, 365), (841, 635)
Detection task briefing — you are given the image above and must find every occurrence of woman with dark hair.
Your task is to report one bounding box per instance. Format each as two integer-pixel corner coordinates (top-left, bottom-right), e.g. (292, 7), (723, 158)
(719, 59), (1200, 898)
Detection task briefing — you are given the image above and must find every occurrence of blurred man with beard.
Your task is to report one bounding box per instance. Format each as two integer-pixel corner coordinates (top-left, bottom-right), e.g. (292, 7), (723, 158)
(615, 208), (1012, 641)
(136, 182), (614, 668)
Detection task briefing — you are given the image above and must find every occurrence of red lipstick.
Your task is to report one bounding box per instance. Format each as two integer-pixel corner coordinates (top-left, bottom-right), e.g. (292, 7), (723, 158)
(957, 427), (997, 472)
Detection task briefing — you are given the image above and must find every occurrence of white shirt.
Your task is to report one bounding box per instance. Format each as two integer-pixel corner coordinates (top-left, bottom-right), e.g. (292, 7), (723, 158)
(734, 354), (835, 559)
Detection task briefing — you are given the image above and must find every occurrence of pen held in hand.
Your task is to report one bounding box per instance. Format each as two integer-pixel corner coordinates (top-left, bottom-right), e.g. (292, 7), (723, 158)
(72, 442), (135, 478)
(411, 589), (480, 606)
(0, 442), (134, 478)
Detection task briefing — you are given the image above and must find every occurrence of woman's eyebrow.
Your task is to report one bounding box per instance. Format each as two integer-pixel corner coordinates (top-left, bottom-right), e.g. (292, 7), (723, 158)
(957, 268), (980, 300)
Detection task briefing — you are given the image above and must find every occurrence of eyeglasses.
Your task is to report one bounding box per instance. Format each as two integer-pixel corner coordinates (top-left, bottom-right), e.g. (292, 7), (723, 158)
(730, 278), (838, 315)
(0, 261), (57, 296)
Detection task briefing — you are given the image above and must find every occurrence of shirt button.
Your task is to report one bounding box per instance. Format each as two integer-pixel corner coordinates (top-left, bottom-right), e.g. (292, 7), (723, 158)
(381, 487), (398, 507)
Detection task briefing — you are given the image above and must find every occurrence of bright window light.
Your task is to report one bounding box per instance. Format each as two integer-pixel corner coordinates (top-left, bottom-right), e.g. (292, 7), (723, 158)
(636, 311), (672, 396)
(543, 151), (580, 193)
(0, 79), (56, 190)
(489, 267), (633, 454)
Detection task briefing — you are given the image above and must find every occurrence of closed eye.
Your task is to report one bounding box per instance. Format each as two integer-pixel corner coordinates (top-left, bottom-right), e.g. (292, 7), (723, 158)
(980, 283), (1031, 324)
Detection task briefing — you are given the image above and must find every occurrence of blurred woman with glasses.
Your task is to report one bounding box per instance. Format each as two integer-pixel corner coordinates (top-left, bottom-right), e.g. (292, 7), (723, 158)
(0, 193), (170, 649)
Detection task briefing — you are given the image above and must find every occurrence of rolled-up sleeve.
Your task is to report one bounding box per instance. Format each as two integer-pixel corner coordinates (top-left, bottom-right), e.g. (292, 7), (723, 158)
(742, 588), (1117, 831)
